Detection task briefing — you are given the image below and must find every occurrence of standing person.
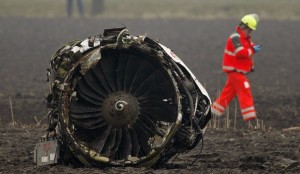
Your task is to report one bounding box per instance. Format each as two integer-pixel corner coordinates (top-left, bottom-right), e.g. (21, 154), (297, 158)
(211, 14), (262, 125)
(67, 0), (84, 17)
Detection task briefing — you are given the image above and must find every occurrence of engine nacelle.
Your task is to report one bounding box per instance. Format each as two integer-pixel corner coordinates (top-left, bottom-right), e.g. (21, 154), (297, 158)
(44, 27), (211, 168)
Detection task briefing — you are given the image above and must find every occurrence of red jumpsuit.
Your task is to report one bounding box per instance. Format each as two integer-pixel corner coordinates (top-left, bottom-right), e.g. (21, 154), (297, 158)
(211, 27), (257, 121)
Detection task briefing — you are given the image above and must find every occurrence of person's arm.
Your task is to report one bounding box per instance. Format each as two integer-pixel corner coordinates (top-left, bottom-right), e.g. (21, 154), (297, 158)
(231, 36), (254, 59)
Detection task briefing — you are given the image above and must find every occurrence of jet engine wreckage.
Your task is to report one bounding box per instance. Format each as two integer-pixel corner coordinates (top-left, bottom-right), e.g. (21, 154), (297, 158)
(35, 27), (211, 168)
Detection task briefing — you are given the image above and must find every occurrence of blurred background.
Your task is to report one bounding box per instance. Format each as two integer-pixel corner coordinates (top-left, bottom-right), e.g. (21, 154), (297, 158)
(0, 0), (300, 20)
(0, 0), (299, 128)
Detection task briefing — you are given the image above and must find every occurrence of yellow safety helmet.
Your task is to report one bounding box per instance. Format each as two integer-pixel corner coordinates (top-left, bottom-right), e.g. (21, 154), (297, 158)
(241, 14), (259, 30)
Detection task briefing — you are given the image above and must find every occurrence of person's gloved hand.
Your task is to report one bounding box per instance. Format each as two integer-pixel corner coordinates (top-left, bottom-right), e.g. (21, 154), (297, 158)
(253, 45), (262, 53)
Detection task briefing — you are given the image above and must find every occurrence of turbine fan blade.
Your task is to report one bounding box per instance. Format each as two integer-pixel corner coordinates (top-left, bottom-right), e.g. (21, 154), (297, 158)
(133, 70), (166, 97)
(93, 63), (113, 93)
(89, 126), (112, 152)
(139, 114), (157, 131)
(140, 113), (165, 137)
(77, 85), (102, 106)
(72, 116), (107, 129)
(140, 99), (176, 110)
(111, 129), (122, 153)
(128, 126), (140, 156)
(100, 51), (119, 92)
(101, 127), (117, 156)
(73, 127), (94, 142)
(123, 55), (143, 92)
(70, 101), (101, 114)
(108, 128), (117, 154)
(83, 70), (108, 97)
(132, 122), (151, 156)
(78, 76), (105, 101)
(139, 104), (177, 123)
(116, 53), (129, 91)
(70, 112), (100, 119)
(116, 128), (132, 159)
(136, 81), (173, 99)
(129, 60), (156, 93)
(135, 118), (156, 137)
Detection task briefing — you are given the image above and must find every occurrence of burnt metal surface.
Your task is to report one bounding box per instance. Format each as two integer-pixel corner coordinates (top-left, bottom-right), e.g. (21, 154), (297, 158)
(44, 27), (211, 168)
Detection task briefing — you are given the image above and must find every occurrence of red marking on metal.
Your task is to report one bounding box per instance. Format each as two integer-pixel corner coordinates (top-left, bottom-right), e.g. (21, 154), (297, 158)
(43, 143), (51, 152)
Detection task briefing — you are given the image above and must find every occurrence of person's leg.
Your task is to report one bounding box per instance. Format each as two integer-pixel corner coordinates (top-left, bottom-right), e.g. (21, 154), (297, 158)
(67, 0), (73, 17)
(211, 74), (236, 116)
(233, 73), (256, 121)
(77, 0), (84, 16)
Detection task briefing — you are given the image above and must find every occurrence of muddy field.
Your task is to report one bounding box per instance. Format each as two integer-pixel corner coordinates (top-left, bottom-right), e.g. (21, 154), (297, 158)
(0, 17), (300, 173)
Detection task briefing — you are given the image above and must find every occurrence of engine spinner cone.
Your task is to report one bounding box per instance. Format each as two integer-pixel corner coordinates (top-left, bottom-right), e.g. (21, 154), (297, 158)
(102, 92), (138, 127)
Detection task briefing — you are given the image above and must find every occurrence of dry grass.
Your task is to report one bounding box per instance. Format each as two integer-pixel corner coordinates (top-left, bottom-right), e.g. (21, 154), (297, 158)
(208, 101), (267, 131)
(8, 96), (17, 127)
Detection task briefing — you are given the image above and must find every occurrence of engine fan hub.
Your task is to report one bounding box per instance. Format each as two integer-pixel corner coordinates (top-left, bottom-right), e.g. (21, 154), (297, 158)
(102, 92), (138, 127)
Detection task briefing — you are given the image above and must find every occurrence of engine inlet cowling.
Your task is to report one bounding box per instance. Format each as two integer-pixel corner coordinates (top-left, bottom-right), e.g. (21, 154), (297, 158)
(46, 27), (211, 168)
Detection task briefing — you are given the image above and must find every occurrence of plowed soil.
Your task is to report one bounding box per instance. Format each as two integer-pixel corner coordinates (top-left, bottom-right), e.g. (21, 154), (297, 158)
(0, 17), (299, 173)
